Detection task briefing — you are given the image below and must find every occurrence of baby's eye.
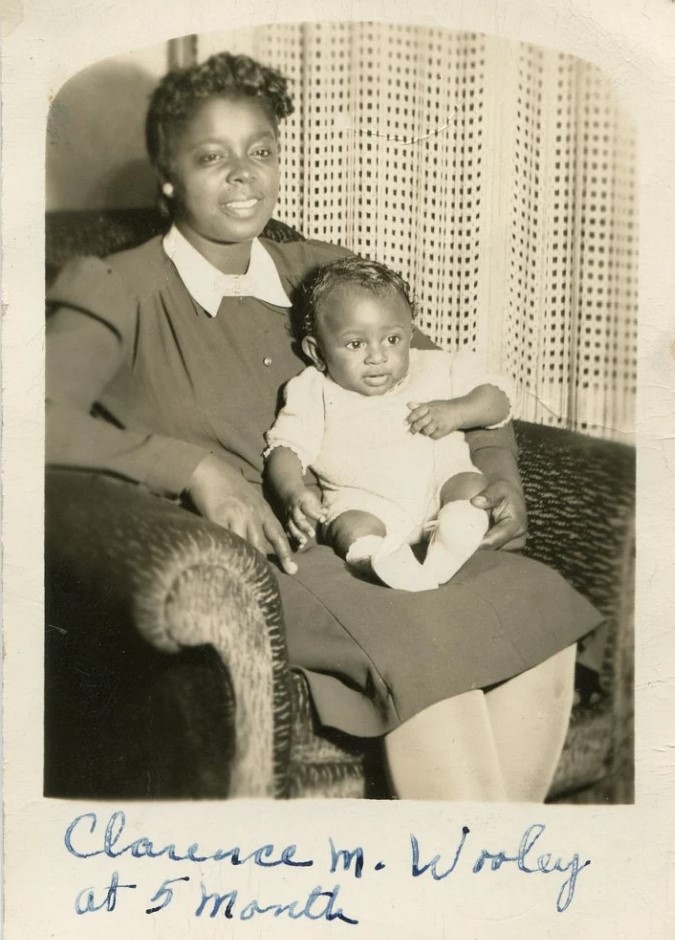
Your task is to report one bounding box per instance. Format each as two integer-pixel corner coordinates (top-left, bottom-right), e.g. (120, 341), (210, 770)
(345, 340), (363, 350)
(386, 334), (402, 346)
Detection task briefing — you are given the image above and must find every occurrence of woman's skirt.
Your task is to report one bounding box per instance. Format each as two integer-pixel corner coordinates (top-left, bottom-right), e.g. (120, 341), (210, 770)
(273, 545), (601, 736)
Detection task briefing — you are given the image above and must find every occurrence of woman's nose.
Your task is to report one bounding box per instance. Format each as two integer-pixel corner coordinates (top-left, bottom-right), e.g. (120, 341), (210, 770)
(227, 156), (254, 183)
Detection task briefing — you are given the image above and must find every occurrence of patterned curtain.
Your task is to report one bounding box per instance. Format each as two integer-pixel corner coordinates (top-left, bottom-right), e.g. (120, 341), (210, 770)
(199, 23), (637, 441)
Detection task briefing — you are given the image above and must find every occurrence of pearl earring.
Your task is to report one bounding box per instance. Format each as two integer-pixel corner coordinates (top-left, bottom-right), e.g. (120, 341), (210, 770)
(162, 182), (174, 198)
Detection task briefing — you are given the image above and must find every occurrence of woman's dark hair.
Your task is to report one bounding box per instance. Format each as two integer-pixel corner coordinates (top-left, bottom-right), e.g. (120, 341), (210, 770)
(145, 51), (294, 182)
(303, 256), (414, 336)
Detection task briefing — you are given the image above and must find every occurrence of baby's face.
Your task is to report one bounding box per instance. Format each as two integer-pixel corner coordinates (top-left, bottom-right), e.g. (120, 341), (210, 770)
(312, 285), (413, 396)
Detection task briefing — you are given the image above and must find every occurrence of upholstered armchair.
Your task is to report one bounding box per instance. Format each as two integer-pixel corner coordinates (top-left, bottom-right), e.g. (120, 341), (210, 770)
(44, 209), (635, 803)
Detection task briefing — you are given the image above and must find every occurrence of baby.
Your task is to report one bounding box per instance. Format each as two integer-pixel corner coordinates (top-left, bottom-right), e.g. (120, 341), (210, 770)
(264, 257), (513, 592)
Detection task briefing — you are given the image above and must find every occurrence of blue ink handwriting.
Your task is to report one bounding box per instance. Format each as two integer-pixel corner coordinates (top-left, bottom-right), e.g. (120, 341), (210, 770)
(145, 875), (190, 914)
(471, 823), (591, 913)
(411, 823), (590, 913)
(75, 870), (137, 914)
(65, 811), (313, 868)
(195, 882), (358, 924)
(411, 826), (470, 879)
(64, 811), (592, 921)
(329, 838), (364, 879)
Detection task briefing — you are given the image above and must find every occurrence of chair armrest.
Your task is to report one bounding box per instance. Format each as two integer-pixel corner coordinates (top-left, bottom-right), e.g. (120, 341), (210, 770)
(45, 469), (293, 798)
(515, 420), (634, 606)
(515, 422), (635, 800)
(514, 420), (635, 692)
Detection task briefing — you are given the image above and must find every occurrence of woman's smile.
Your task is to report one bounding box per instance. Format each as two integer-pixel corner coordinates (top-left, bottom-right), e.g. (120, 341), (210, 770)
(220, 196), (263, 215)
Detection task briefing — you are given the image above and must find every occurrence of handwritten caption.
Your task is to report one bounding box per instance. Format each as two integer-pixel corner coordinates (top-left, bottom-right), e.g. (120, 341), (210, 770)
(65, 811), (591, 925)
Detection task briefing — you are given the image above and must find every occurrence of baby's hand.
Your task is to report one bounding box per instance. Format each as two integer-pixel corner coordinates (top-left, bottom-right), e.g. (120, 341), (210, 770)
(285, 488), (326, 550)
(407, 400), (462, 439)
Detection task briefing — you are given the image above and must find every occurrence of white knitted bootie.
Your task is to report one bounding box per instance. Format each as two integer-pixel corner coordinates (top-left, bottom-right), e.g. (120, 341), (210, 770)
(423, 500), (489, 585)
(346, 535), (438, 592)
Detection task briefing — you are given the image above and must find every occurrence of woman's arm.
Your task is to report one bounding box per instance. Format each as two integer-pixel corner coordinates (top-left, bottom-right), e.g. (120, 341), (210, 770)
(468, 435), (527, 551)
(47, 308), (297, 573)
(47, 310), (209, 496)
(188, 453), (298, 572)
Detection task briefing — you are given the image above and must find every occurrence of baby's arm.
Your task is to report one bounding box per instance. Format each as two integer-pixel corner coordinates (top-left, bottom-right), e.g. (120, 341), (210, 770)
(407, 383), (510, 439)
(264, 367), (328, 547)
(265, 447), (326, 548)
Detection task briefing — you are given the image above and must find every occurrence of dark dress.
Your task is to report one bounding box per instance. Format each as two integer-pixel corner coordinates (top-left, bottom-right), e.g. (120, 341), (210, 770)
(46, 236), (601, 736)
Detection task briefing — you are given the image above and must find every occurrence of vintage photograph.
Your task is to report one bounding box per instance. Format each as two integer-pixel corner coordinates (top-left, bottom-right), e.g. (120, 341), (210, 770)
(43, 22), (636, 805)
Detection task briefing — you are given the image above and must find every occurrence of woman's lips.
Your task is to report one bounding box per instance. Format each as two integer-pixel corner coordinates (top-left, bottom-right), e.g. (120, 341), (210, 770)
(220, 197), (261, 216)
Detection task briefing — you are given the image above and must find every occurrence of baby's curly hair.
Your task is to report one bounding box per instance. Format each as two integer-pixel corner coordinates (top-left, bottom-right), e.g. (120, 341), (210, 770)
(146, 52), (294, 181)
(302, 256), (414, 336)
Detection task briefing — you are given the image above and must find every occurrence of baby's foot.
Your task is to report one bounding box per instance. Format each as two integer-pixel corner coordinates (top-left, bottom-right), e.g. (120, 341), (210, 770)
(371, 538), (439, 593)
(423, 500), (488, 585)
(346, 535), (438, 591)
(345, 535), (387, 577)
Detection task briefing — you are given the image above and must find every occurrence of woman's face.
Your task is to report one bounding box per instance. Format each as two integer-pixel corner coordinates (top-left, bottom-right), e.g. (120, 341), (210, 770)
(168, 95), (280, 248)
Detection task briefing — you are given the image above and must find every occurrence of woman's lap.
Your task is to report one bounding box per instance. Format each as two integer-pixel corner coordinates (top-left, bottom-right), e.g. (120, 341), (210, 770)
(272, 545), (601, 737)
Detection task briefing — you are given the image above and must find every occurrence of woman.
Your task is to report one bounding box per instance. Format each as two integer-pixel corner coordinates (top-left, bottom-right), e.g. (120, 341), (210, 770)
(46, 52), (600, 801)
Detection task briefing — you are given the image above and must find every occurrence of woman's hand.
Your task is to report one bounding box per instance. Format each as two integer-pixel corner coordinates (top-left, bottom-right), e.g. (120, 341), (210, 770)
(188, 454), (298, 574)
(283, 487), (326, 550)
(471, 480), (528, 551)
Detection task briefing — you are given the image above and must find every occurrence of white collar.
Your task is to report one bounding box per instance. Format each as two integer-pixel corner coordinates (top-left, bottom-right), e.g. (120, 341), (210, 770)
(162, 225), (291, 316)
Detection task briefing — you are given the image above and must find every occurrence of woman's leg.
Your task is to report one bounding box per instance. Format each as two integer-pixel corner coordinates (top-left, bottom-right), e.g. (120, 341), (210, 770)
(484, 644), (577, 802)
(384, 690), (508, 801)
(384, 645), (576, 801)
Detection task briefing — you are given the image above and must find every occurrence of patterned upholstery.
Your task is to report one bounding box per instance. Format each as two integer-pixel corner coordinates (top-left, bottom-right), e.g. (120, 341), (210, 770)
(46, 472), (293, 798)
(515, 423), (635, 800)
(44, 208), (635, 802)
(518, 423), (634, 798)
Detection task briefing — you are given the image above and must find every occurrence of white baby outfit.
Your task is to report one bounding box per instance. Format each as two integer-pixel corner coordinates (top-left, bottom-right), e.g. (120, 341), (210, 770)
(265, 348), (513, 546)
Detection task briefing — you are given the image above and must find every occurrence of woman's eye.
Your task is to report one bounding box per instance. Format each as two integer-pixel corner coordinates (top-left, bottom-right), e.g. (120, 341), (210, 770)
(198, 152), (223, 165)
(251, 143), (278, 160)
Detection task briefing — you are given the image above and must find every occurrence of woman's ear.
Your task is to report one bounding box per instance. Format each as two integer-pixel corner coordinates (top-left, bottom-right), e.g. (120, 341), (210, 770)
(302, 335), (325, 371)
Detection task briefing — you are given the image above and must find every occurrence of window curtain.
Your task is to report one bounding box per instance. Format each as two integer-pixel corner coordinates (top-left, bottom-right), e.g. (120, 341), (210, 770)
(198, 22), (637, 441)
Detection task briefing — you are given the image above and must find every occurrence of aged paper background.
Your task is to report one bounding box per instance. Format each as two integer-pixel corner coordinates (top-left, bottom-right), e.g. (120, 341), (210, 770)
(2, 0), (674, 936)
